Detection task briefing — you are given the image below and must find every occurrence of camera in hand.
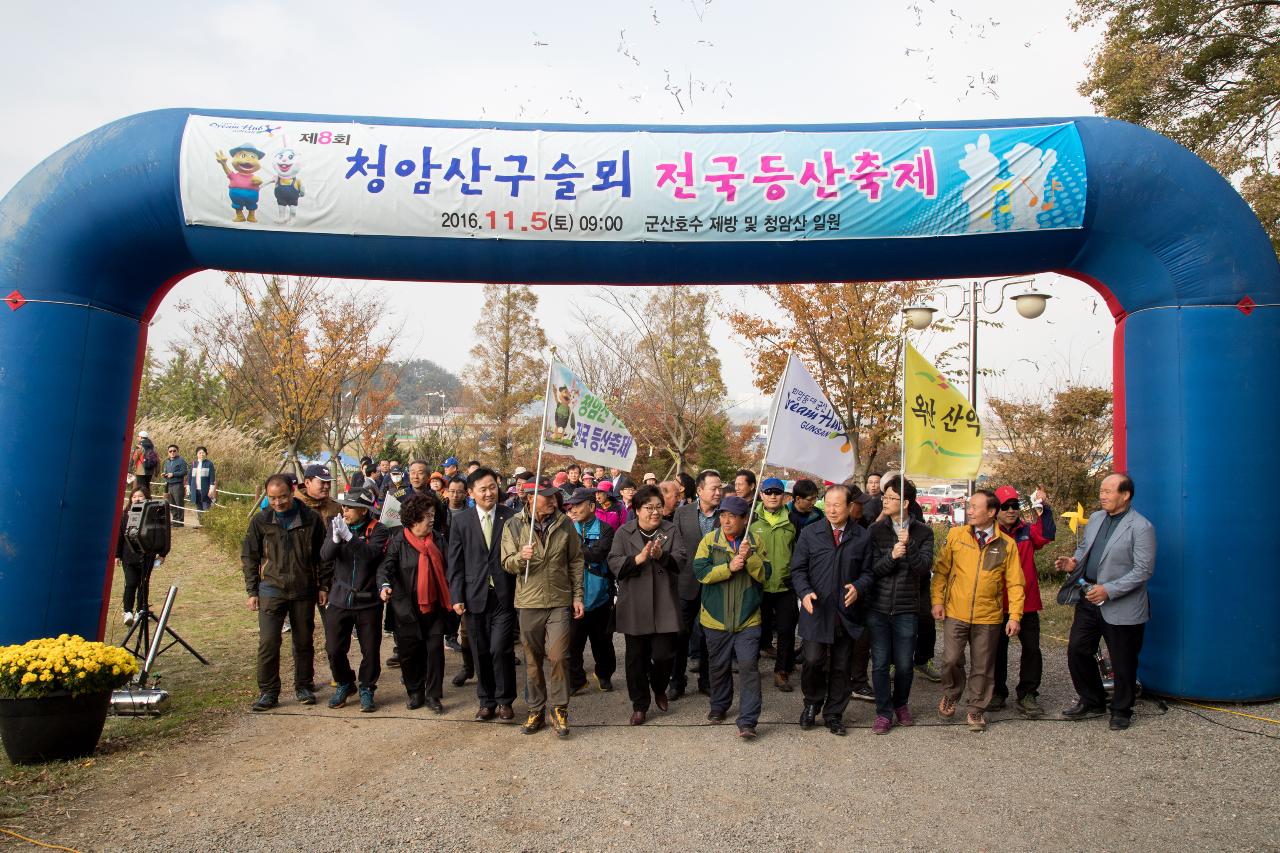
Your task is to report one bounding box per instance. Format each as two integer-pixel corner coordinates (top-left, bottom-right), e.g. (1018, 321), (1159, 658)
(124, 499), (171, 558)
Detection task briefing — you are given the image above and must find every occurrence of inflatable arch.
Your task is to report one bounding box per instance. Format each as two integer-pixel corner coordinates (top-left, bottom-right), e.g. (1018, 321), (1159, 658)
(0, 110), (1276, 701)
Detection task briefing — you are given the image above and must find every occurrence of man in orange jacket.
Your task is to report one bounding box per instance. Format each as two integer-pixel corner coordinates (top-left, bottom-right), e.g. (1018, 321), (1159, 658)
(931, 489), (1025, 732)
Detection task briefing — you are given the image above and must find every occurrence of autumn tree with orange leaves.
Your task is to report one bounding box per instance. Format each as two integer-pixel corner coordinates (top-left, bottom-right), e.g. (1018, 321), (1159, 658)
(727, 281), (957, 481)
(193, 273), (398, 476)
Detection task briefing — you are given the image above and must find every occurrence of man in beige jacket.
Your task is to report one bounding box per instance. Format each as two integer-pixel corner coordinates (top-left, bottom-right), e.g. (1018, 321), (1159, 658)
(501, 485), (585, 737)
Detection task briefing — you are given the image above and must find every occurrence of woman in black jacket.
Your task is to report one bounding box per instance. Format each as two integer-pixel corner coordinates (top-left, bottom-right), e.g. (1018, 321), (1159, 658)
(378, 491), (451, 713)
(321, 486), (389, 712)
(115, 486), (152, 625)
(865, 476), (935, 733)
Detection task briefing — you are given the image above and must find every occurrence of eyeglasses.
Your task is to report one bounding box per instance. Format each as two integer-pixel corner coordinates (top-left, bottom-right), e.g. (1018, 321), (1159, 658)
(882, 494), (901, 502)
(638, 504), (663, 513)
(761, 489), (785, 496)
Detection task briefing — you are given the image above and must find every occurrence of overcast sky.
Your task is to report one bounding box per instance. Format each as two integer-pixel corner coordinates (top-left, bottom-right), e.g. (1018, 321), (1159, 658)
(0, 0), (1114, 417)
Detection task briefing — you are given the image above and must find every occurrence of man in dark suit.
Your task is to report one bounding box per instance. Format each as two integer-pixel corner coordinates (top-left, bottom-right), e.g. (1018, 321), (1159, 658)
(1057, 473), (1156, 731)
(669, 468), (723, 699)
(789, 484), (874, 736)
(446, 467), (518, 721)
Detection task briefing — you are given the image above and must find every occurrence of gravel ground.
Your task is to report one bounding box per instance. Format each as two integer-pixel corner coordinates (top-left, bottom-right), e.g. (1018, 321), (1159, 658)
(27, 628), (1280, 852)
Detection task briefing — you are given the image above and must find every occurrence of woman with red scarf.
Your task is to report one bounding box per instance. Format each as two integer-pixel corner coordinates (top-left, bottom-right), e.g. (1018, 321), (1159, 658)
(379, 492), (452, 712)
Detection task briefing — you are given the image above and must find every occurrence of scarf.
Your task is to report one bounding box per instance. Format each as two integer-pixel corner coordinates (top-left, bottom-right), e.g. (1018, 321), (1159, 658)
(403, 528), (450, 613)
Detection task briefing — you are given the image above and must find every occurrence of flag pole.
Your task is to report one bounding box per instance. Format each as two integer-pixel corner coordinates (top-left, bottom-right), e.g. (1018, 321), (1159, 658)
(745, 355), (789, 537)
(525, 360), (554, 582)
(899, 317), (907, 528)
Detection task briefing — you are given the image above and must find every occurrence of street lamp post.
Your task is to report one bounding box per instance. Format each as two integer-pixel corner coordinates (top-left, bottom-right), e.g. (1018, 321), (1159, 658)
(901, 276), (1052, 495)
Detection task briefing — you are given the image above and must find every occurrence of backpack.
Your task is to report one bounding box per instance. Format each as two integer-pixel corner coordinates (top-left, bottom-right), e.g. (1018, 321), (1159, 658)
(143, 446), (160, 474)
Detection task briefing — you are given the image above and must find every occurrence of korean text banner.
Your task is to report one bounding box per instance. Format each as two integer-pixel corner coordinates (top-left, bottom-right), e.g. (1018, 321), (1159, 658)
(179, 116), (1086, 242)
(543, 361), (638, 473)
(903, 343), (983, 481)
(764, 355), (857, 484)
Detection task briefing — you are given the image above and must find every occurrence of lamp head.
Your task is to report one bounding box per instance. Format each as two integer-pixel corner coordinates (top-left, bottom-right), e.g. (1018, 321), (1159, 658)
(1012, 290), (1052, 319)
(902, 305), (937, 331)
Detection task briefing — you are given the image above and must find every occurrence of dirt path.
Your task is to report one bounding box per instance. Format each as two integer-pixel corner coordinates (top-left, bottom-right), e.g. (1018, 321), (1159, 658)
(7, 528), (1280, 851)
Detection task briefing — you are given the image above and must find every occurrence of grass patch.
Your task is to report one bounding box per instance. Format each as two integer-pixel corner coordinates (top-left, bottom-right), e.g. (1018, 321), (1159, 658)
(1, 515), (259, 823)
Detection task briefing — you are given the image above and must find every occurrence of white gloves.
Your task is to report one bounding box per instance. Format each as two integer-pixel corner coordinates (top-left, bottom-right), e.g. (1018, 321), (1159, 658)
(331, 516), (352, 544)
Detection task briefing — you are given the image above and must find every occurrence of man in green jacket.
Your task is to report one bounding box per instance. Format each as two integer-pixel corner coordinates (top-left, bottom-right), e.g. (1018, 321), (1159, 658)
(695, 495), (770, 739)
(752, 477), (798, 692)
(501, 485), (585, 737)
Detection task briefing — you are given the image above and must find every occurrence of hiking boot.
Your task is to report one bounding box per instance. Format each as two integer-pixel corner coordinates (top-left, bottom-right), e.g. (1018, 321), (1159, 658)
(967, 711), (987, 732)
(358, 687), (376, 713)
(737, 725), (757, 740)
(987, 695), (1007, 712)
(707, 709), (727, 723)
(596, 675), (614, 692)
(522, 711), (546, 734)
(915, 660), (942, 683)
(295, 687), (317, 706)
(386, 651), (401, 668)
(895, 705), (916, 727)
(445, 636), (463, 653)
(551, 706), (569, 738)
(328, 683), (355, 709)
(1017, 694), (1044, 719)
(122, 609), (136, 627)
(938, 696), (957, 718)
(873, 715), (893, 735)
(774, 671), (794, 693)
(850, 685), (874, 702)
(251, 693), (278, 712)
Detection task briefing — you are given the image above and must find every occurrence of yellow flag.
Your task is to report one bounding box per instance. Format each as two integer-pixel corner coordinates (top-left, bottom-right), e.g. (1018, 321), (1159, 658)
(903, 342), (983, 480)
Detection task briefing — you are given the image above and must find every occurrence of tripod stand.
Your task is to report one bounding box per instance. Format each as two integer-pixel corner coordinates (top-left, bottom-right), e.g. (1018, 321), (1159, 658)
(121, 555), (210, 671)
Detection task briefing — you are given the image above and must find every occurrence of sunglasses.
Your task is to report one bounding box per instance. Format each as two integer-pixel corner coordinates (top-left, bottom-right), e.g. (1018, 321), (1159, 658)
(761, 489), (785, 496)
(999, 501), (1021, 511)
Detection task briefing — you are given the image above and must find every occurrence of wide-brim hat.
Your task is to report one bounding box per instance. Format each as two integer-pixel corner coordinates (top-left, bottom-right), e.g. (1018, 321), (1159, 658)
(335, 488), (375, 510)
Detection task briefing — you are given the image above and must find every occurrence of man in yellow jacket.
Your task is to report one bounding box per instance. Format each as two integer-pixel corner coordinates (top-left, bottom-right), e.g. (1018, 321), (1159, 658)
(931, 489), (1024, 732)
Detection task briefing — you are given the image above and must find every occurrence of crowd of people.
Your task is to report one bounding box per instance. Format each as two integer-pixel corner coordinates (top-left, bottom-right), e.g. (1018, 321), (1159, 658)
(223, 447), (1157, 739)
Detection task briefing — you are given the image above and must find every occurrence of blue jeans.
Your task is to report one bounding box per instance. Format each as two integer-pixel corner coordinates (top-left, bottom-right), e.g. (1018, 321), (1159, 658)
(867, 610), (917, 718)
(705, 626), (762, 729)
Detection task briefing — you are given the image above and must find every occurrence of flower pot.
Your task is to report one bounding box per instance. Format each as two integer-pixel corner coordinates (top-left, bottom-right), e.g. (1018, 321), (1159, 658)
(0, 690), (111, 764)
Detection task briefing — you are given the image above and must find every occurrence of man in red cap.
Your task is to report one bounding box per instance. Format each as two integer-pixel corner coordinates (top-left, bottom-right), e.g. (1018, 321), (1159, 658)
(992, 485), (1055, 718)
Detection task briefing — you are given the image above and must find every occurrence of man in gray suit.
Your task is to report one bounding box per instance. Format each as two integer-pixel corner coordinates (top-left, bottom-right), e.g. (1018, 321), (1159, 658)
(1056, 474), (1156, 730)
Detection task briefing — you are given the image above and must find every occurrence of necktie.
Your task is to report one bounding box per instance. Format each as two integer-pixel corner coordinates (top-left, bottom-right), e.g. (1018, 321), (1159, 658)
(976, 529), (988, 548)
(482, 512), (493, 548)
(833, 528), (842, 547)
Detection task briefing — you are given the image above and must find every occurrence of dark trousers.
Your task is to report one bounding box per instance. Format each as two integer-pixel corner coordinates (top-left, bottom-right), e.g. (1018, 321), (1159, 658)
(850, 629), (871, 691)
(569, 603), (617, 688)
(166, 484), (185, 525)
(801, 624), (855, 722)
(443, 608), (460, 640)
(705, 626), (762, 728)
(191, 488), (212, 511)
(323, 604), (383, 689)
(395, 607), (446, 698)
(915, 577), (936, 666)
(1068, 600), (1145, 718)
(759, 590), (799, 674)
(466, 593), (517, 709)
(256, 595), (315, 695)
(994, 610), (1042, 699)
(135, 474), (152, 496)
(867, 610), (917, 718)
(624, 632), (677, 711)
(121, 562), (143, 611)
(672, 595), (709, 693)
